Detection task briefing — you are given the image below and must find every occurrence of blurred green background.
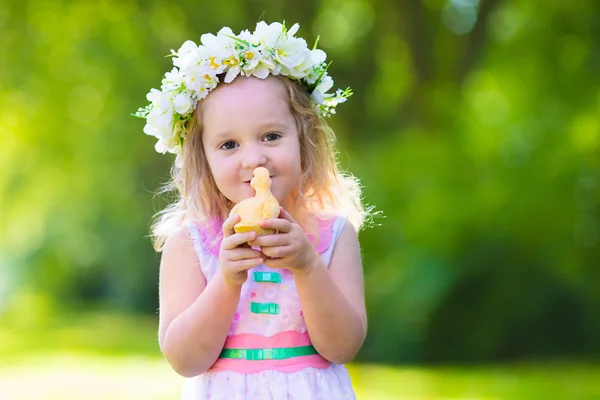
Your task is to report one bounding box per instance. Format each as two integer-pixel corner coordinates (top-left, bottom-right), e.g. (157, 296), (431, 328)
(1, 0), (599, 398)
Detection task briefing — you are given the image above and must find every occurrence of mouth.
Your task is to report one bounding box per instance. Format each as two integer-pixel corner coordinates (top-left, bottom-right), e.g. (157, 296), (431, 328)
(243, 176), (274, 185)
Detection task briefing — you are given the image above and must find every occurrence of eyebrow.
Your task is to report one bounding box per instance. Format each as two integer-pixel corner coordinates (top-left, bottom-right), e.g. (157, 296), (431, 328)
(209, 121), (291, 140)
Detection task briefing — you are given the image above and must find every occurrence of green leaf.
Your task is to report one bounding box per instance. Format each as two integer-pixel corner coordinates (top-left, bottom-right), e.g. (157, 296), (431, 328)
(309, 61), (332, 93)
(224, 34), (250, 48)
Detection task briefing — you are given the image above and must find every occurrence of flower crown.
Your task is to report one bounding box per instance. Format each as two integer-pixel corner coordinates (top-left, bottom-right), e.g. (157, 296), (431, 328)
(133, 21), (352, 161)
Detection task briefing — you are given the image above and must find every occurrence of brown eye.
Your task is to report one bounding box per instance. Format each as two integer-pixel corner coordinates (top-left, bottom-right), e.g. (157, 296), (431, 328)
(263, 133), (281, 142)
(220, 141), (238, 150)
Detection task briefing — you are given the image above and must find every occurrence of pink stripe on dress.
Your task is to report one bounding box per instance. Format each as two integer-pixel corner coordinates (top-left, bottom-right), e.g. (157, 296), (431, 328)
(208, 331), (331, 374)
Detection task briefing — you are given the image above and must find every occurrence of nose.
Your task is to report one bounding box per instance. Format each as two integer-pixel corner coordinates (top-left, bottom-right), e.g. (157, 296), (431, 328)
(240, 143), (267, 169)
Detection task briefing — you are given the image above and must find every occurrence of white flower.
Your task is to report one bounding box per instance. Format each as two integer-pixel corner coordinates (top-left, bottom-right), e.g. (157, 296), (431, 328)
(161, 68), (185, 92)
(254, 21), (285, 50)
(144, 120), (172, 155)
(238, 29), (255, 44)
(180, 64), (209, 93)
(304, 69), (320, 85)
(146, 88), (164, 104)
(146, 92), (173, 125)
(287, 23), (300, 37)
(250, 63), (272, 79)
(201, 27), (236, 51)
(311, 49), (326, 65)
(143, 120), (169, 139)
(202, 28), (243, 83)
(173, 92), (192, 114)
(287, 50), (314, 78)
(241, 46), (274, 79)
(154, 140), (167, 154)
(135, 21), (352, 158)
(200, 27), (239, 74)
(275, 36), (309, 70)
(172, 40), (200, 69)
(315, 75), (334, 95)
(311, 90), (324, 104)
(198, 45), (227, 74)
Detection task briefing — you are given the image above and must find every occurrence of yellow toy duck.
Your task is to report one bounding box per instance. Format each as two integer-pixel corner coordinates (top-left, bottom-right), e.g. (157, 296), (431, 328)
(229, 167), (280, 236)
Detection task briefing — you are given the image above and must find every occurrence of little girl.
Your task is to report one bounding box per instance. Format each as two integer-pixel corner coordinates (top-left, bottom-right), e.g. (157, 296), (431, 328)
(135, 21), (369, 400)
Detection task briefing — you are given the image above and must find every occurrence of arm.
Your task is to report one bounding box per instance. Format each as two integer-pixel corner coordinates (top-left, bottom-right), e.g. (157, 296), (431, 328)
(158, 226), (241, 377)
(293, 220), (367, 364)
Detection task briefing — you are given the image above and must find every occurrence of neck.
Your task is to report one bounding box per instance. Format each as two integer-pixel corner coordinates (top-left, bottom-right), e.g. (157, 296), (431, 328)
(280, 190), (298, 216)
(281, 191), (312, 227)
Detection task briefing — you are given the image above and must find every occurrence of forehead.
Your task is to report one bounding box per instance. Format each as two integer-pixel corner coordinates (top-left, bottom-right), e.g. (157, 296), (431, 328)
(201, 77), (293, 134)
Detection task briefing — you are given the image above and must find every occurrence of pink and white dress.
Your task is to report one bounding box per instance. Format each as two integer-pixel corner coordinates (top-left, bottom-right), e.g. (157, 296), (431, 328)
(182, 216), (356, 400)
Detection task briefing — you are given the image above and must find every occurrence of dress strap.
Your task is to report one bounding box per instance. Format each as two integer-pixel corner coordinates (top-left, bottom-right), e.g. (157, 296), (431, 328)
(186, 221), (220, 280)
(320, 217), (347, 267)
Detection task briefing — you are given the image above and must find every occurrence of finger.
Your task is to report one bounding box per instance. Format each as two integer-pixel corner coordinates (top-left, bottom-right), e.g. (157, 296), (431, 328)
(263, 257), (288, 270)
(231, 257), (265, 270)
(259, 218), (292, 233)
(227, 248), (265, 261)
(261, 245), (292, 258)
(222, 231), (257, 250)
(249, 234), (289, 248)
(277, 207), (297, 223)
(222, 214), (241, 237)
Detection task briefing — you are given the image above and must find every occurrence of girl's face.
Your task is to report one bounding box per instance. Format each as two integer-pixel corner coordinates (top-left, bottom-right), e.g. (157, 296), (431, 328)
(201, 76), (302, 208)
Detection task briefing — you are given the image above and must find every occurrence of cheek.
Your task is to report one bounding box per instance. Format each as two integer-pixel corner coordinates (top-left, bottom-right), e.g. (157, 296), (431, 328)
(278, 151), (302, 188)
(284, 137), (302, 169)
(204, 155), (229, 188)
(211, 165), (234, 189)
(291, 146), (303, 177)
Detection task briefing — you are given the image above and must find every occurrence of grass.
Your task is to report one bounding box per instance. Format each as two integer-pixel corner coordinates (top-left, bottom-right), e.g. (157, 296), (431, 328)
(348, 362), (600, 399)
(1, 311), (599, 399)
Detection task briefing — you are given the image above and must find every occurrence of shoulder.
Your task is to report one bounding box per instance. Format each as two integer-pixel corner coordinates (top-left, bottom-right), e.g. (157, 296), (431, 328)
(328, 215), (358, 246)
(335, 218), (360, 252)
(327, 219), (363, 280)
(316, 214), (361, 269)
(327, 217), (361, 266)
(160, 224), (201, 272)
(163, 224), (194, 255)
(159, 225), (206, 304)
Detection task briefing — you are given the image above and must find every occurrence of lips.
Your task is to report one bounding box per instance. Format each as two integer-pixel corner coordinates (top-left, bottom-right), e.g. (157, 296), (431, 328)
(243, 176), (274, 183)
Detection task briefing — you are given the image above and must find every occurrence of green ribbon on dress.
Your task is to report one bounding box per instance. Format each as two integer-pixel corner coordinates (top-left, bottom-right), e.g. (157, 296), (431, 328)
(250, 302), (279, 314)
(253, 271), (282, 283)
(220, 345), (317, 360)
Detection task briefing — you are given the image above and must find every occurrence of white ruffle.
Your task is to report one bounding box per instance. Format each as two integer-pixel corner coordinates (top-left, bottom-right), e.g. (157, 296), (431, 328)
(181, 365), (356, 400)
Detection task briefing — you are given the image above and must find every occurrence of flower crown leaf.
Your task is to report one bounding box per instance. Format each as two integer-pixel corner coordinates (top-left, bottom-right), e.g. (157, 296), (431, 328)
(133, 21), (352, 164)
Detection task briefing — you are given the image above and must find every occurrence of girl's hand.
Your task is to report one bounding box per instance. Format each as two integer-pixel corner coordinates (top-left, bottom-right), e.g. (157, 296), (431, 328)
(249, 208), (319, 274)
(219, 214), (264, 287)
